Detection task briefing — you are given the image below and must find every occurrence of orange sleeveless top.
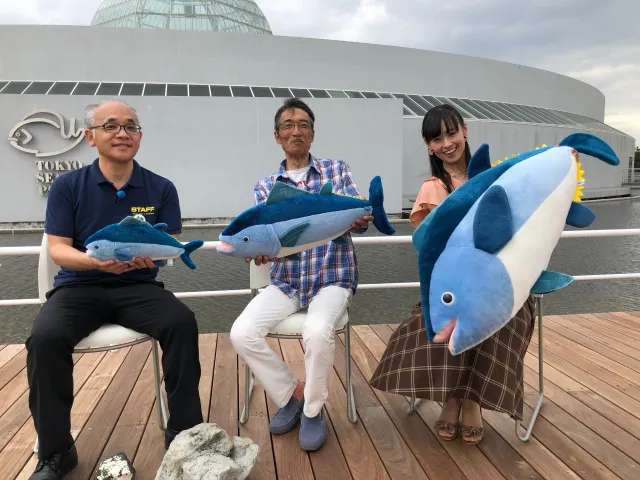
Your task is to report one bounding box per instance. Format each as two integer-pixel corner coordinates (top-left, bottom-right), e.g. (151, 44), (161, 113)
(409, 176), (464, 228)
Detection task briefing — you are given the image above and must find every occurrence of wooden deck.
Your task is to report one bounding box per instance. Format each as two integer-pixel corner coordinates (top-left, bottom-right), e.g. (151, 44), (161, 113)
(2, 311), (640, 479)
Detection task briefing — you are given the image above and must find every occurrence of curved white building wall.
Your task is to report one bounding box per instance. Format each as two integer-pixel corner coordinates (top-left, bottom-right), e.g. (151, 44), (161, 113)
(0, 25), (634, 223)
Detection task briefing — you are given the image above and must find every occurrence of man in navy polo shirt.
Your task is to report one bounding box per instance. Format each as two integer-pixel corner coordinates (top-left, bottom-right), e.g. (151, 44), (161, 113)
(26, 101), (203, 480)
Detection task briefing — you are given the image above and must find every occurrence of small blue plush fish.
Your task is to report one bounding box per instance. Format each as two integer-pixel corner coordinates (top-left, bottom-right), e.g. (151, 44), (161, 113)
(414, 133), (620, 355)
(216, 176), (396, 259)
(85, 215), (204, 269)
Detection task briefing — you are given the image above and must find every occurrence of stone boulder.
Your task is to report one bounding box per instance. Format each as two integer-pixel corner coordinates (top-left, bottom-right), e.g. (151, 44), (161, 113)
(155, 423), (259, 480)
(95, 452), (136, 479)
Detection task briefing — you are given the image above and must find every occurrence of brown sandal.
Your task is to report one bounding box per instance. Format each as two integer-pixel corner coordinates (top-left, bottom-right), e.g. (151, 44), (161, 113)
(460, 425), (484, 445)
(435, 420), (460, 441)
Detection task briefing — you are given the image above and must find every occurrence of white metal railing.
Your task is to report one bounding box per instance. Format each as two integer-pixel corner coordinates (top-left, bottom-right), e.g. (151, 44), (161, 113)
(622, 168), (640, 184)
(1, 229), (640, 307)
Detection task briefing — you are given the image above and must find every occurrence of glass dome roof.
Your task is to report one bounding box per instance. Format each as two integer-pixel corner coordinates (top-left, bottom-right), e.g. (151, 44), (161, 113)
(91, 0), (272, 35)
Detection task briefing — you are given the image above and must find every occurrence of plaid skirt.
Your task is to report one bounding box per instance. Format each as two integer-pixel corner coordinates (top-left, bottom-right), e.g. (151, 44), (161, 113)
(369, 296), (537, 420)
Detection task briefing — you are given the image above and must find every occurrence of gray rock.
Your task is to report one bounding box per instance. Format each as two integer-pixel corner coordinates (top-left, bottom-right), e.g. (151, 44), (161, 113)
(95, 452), (136, 480)
(155, 423), (259, 480)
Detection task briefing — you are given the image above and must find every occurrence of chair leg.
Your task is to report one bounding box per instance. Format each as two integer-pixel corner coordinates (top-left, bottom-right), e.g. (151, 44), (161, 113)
(407, 395), (422, 414)
(33, 437), (39, 453)
(516, 295), (544, 442)
(344, 325), (358, 424)
(240, 363), (254, 426)
(152, 339), (168, 431)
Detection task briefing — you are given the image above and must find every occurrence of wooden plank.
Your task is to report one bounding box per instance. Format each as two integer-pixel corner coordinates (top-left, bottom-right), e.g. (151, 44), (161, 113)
(370, 325), (542, 480)
(530, 329), (640, 404)
(560, 313), (640, 350)
(0, 349), (127, 480)
(278, 338), (351, 480)
(198, 333), (218, 422)
(0, 345), (7, 352)
(541, 320), (640, 377)
(521, 391), (631, 479)
(131, 400), (166, 480)
(0, 367), (29, 419)
(208, 333), (238, 437)
(359, 325), (538, 480)
(263, 337), (315, 480)
(0, 353), (95, 462)
(0, 349), (27, 391)
(287, 338), (389, 480)
(238, 357), (277, 480)
(0, 345), (24, 371)
(99, 352), (156, 467)
(73, 343), (151, 479)
(576, 314), (640, 342)
(524, 355), (640, 457)
(597, 312), (640, 333)
(347, 327), (471, 480)
(482, 408), (581, 480)
(550, 315), (640, 359)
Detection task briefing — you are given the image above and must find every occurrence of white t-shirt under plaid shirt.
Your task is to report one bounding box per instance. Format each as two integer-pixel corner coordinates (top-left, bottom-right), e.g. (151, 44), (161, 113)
(253, 155), (368, 307)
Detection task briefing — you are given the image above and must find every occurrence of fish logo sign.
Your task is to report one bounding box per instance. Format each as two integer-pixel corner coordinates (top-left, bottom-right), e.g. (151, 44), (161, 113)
(8, 110), (85, 157)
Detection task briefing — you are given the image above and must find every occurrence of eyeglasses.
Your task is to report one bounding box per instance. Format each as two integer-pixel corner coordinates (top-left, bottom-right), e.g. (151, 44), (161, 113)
(91, 123), (142, 135)
(277, 120), (312, 132)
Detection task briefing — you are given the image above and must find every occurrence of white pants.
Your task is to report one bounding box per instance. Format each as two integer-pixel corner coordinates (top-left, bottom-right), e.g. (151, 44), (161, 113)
(230, 284), (352, 418)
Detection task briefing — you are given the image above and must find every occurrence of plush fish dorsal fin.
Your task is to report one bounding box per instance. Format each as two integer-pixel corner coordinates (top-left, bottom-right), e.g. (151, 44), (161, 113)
(119, 215), (151, 227)
(319, 183), (333, 195)
(266, 181), (312, 205)
(153, 223), (169, 231)
(467, 144), (491, 179)
(473, 185), (513, 254)
(559, 133), (620, 166)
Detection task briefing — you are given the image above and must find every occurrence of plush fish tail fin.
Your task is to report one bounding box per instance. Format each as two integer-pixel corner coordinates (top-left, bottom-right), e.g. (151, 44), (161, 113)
(369, 176), (396, 235)
(559, 133), (620, 166)
(180, 240), (204, 269)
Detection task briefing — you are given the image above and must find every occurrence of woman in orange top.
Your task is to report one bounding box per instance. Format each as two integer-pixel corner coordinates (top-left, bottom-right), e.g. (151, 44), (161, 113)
(370, 104), (536, 445)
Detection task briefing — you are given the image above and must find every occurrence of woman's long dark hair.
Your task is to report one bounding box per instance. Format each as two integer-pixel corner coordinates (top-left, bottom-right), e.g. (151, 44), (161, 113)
(421, 104), (472, 193)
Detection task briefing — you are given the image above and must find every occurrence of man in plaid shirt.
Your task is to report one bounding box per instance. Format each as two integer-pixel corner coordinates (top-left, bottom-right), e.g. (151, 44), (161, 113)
(230, 98), (371, 451)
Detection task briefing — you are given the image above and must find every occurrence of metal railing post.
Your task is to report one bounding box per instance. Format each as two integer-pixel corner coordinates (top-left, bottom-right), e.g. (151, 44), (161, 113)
(515, 294), (544, 442)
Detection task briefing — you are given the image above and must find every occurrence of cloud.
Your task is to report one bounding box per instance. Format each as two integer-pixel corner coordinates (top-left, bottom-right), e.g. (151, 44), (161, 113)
(0, 0), (637, 141)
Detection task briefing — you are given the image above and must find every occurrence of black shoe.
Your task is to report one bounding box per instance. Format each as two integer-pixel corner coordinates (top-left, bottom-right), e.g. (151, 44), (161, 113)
(29, 444), (78, 479)
(165, 427), (180, 450)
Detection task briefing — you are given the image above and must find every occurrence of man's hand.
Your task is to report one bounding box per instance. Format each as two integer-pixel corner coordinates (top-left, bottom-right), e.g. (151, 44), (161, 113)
(92, 257), (156, 274)
(245, 255), (274, 266)
(349, 215), (373, 232)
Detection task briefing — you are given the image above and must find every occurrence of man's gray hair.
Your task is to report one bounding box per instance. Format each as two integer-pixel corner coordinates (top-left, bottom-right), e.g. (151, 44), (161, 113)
(84, 100), (139, 128)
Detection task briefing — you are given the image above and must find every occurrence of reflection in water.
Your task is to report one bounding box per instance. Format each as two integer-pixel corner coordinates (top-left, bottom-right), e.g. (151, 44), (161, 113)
(1, 200), (640, 344)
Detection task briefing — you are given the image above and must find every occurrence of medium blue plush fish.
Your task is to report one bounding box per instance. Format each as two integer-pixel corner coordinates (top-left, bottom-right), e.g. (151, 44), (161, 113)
(216, 176), (396, 259)
(414, 133), (620, 355)
(85, 215), (204, 269)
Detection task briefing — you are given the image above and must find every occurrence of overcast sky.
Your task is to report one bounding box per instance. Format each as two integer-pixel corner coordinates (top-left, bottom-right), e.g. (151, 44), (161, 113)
(1, 0), (638, 142)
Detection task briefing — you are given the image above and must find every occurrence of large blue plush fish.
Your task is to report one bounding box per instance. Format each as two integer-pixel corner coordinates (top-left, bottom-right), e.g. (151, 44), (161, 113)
(85, 215), (204, 269)
(414, 133), (620, 355)
(216, 176), (395, 259)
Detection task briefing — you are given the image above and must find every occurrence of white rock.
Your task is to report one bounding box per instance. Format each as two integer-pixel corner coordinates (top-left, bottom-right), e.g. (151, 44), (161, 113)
(155, 423), (259, 480)
(95, 452), (136, 480)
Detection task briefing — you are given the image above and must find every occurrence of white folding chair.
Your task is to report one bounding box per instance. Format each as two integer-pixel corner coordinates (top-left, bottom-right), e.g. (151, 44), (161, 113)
(33, 234), (167, 452)
(239, 261), (357, 425)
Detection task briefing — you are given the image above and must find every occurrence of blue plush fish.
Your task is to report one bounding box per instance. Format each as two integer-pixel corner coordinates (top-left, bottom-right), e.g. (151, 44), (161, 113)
(85, 215), (204, 269)
(414, 133), (620, 355)
(216, 176), (396, 259)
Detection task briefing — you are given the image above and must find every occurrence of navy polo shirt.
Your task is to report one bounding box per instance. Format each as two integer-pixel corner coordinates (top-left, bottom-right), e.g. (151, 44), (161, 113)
(44, 158), (182, 288)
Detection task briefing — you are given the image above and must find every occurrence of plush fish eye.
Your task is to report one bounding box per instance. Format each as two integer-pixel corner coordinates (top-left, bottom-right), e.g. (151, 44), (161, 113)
(242, 236), (249, 243)
(441, 292), (455, 305)
(95, 245), (100, 249)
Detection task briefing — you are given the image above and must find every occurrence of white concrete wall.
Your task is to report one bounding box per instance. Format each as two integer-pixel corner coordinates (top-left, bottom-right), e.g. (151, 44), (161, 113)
(402, 118), (634, 206)
(0, 25), (605, 120)
(0, 96), (404, 223)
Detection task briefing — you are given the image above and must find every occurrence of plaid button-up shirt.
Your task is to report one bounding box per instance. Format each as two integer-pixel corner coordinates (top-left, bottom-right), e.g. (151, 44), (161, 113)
(253, 155), (367, 307)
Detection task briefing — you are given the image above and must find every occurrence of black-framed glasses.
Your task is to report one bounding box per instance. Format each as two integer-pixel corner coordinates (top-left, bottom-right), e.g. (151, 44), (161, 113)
(91, 123), (142, 135)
